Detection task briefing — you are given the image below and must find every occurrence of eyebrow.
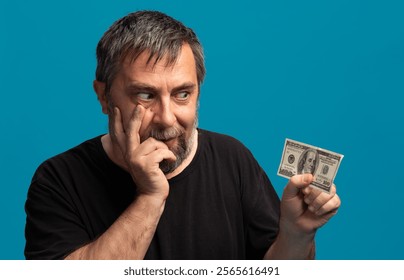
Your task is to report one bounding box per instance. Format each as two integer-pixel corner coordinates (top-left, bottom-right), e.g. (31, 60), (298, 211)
(127, 81), (196, 93)
(127, 82), (158, 93)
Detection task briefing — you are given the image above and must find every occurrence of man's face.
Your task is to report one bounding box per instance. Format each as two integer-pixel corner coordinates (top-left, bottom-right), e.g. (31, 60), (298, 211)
(106, 44), (199, 173)
(303, 151), (316, 174)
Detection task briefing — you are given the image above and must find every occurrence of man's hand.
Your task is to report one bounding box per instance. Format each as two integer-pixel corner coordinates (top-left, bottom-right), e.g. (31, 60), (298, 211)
(280, 174), (341, 236)
(111, 105), (176, 200)
(265, 174), (340, 259)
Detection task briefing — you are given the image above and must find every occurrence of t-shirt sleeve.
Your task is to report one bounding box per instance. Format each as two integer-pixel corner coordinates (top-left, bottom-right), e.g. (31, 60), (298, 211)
(24, 161), (91, 260)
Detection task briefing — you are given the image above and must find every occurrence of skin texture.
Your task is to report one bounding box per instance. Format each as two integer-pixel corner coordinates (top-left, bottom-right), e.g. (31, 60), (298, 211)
(65, 44), (341, 259)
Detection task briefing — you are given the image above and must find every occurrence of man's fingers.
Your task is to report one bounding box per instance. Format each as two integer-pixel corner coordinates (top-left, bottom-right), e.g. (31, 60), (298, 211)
(311, 194), (341, 216)
(127, 105), (146, 149)
(131, 148), (176, 173)
(148, 149), (177, 163)
(303, 187), (323, 205)
(304, 185), (339, 214)
(304, 184), (336, 205)
(283, 174), (314, 199)
(113, 107), (126, 151)
(134, 138), (171, 156)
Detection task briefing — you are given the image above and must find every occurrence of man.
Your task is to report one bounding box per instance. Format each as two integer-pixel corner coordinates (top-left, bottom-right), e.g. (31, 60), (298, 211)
(25, 11), (341, 260)
(298, 149), (319, 175)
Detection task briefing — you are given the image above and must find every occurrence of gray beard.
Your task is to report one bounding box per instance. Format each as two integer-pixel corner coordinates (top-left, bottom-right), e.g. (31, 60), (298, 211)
(151, 115), (198, 175)
(159, 128), (196, 174)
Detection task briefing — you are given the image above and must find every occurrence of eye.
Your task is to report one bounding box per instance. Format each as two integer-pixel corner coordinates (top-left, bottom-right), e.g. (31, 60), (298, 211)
(175, 92), (190, 101)
(137, 92), (154, 101)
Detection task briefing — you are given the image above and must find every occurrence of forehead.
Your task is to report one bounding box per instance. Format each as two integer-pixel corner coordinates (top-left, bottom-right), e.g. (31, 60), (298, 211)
(119, 44), (197, 81)
(307, 151), (316, 157)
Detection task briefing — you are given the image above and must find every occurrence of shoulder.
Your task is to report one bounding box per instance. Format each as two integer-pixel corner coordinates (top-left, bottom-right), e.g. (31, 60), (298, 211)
(31, 135), (105, 186)
(198, 129), (254, 156)
(197, 128), (258, 169)
(198, 129), (250, 152)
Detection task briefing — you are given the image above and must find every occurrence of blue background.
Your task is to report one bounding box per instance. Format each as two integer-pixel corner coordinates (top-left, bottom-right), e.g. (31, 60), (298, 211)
(1, 0), (403, 259)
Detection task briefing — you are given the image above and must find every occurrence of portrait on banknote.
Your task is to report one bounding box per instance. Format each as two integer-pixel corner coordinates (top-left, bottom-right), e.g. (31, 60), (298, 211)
(297, 149), (319, 175)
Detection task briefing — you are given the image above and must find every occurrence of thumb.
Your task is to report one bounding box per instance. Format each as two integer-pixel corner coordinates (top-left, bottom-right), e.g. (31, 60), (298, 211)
(282, 174), (313, 200)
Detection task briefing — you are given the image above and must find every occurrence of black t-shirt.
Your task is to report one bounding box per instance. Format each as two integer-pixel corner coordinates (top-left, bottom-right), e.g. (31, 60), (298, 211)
(25, 129), (280, 259)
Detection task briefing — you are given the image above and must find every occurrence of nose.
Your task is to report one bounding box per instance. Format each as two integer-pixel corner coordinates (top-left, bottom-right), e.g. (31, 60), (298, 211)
(152, 98), (176, 128)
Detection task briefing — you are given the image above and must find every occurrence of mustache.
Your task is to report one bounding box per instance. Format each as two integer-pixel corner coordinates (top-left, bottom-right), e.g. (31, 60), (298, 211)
(148, 126), (185, 141)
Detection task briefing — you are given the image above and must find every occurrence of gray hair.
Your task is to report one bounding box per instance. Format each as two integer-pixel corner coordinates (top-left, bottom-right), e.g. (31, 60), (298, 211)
(95, 10), (205, 93)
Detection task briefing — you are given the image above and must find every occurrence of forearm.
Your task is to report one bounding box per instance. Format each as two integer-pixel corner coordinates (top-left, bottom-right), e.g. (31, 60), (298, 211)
(65, 194), (165, 259)
(264, 230), (316, 260)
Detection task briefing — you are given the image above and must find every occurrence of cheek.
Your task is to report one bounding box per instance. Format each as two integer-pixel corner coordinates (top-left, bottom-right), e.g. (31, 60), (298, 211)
(176, 106), (197, 126)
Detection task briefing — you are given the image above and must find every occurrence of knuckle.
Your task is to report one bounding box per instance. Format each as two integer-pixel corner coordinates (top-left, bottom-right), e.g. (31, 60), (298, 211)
(143, 137), (155, 146)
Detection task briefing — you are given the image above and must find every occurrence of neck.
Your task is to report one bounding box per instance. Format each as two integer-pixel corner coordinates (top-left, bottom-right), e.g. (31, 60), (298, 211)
(101, 129), (198, 179)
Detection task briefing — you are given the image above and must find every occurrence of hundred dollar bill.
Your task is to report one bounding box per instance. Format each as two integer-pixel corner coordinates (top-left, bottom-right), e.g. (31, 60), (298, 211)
(278, 139), (344, 194)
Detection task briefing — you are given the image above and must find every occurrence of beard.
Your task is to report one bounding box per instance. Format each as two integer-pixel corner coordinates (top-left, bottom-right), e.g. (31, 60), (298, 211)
(158, 132), (190, 174)
(148, 119), (197, 174)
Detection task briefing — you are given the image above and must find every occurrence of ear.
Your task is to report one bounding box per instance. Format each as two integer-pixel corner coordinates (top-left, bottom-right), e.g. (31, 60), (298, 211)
(93, 80), (109, 114)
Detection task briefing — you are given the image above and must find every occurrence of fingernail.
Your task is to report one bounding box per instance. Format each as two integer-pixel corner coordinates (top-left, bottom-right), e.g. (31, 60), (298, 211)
(308, 205), (315, 212)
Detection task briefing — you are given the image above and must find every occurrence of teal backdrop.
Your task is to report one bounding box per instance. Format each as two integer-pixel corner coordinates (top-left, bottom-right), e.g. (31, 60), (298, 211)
(1, 0), (403, 259)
